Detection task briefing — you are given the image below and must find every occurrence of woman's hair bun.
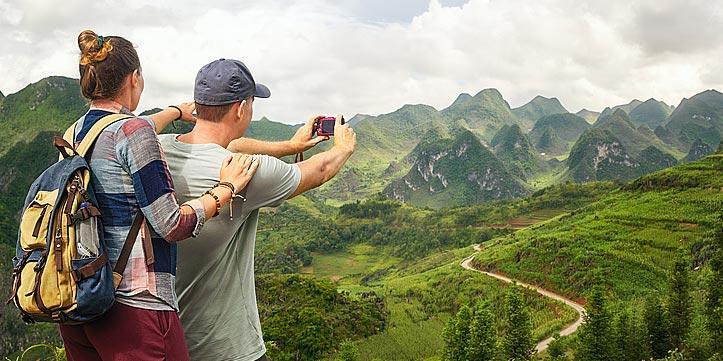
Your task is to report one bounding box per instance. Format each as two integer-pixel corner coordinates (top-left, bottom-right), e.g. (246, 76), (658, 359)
(78, 29), (112, 65)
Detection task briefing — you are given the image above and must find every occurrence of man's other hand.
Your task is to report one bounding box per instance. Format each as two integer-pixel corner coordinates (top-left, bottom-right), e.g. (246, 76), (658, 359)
(289, 115), (329, 153)
(333, 114), (356, 155)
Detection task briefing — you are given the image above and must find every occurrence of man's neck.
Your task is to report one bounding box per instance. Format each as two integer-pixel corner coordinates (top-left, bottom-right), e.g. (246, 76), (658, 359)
(177, 120), (237, 148)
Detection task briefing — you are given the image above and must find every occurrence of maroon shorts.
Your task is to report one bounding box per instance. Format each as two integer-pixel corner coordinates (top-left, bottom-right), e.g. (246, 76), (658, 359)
(59, 302), (190, 361)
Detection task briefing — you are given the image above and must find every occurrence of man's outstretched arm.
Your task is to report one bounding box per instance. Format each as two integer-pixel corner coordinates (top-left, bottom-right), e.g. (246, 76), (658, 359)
(290, 116), (356, 198)
(227, 115), (329, 158)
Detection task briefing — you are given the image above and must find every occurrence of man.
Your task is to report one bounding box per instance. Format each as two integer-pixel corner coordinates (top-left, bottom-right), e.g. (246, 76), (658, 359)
(158, 58), (356, 361)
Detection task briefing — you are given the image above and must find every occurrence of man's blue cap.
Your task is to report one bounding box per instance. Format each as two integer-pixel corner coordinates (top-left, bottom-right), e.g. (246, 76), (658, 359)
(194, 58), (270, 105)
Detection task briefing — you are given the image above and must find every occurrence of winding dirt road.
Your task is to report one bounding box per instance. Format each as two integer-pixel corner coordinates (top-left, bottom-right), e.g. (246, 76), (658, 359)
(460, 244), (586, 353)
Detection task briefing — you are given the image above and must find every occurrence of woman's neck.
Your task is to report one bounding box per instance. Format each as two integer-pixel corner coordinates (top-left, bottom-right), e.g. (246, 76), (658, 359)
(89, 99), (128, 114)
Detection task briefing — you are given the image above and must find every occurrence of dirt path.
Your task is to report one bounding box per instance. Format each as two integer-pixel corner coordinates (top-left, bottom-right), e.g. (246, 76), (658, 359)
(460, 244), (586, 354)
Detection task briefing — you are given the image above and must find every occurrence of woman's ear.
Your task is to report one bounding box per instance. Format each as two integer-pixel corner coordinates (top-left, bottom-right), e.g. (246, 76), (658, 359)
(133, 69), (143, 87)
(128, 69), (144, 112)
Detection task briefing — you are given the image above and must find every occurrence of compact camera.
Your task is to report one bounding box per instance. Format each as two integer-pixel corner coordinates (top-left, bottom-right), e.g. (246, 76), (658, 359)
(312, 116), (345, 137)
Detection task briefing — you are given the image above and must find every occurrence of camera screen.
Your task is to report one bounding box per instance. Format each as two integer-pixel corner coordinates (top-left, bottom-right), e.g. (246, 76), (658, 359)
(321, 119), (335, 133)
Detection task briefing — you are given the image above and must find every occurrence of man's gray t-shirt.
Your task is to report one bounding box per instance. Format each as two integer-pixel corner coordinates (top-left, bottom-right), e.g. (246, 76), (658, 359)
(158, 134), (301, 361)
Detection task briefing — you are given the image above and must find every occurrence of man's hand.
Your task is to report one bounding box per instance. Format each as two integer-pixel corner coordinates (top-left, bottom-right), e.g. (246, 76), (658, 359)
(176, 102), (197, 123)
(289, 115), (329, 153)
(289, 115), (355, 198)
(332, 114), (356, 155)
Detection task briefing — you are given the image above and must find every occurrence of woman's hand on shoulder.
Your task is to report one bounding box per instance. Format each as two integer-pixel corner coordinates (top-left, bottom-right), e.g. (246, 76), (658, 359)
(219, 153), (260, 193)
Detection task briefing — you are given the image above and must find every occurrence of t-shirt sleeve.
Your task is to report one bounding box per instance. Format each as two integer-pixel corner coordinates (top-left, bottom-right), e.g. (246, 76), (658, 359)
(243, 155), (301, 209)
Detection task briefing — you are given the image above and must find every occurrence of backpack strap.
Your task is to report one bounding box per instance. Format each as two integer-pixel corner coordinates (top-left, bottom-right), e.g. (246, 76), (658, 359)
(75, 114), (134, 157)
(114, 213), (144, 275)
(62, 121), (76, 144)
(58, 113), (134, 160)
(57, 122), (79, 161)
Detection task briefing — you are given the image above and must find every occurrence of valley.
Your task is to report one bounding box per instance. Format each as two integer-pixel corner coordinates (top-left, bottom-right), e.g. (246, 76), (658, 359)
(0, 76), (722, 360)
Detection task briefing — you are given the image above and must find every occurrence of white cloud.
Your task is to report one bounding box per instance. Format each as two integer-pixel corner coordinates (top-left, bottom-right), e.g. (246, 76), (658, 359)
(1, 0), (722, 123)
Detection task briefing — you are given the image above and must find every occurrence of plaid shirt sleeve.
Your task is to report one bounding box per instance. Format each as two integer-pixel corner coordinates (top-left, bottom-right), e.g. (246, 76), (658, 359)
(114, 117), (205, 241)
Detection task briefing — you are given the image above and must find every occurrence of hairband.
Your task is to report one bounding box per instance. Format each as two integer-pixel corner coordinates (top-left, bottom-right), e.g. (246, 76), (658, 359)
(97, 35), (105, 48)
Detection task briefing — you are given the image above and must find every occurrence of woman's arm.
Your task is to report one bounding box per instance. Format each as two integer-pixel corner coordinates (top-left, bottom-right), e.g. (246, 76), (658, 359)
(116, 118), (258, 242)
(149, 102), (196, 133)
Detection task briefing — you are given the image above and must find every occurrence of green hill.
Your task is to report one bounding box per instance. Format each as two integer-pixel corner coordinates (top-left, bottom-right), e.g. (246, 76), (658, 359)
(0, 132), (59, 247)
(534, 126), (567, 156)
(346, 113), (371, 126)
(383, 129), (528, 207)
(441, 89), (518, 141)
(662, 89), (723, 150)
(0, 76), (86, 157)
(598, 99), (643, 119)
(530, 113), (589, 143)
(511, 95), (568, 130)
(566, 127), (641, 182)
(313, 104), (450, 202)
(628, 98), (673, 128)
(593, 109), (679, 157)
(474, 151), (722, 304)
(490, 124), (543, 178)
(245, 116), (299, 141)
(575, 108), (600, 124)
(683, 138), (713, 162)
(638, 145), (678, 174)
(566, 112), (680, 183)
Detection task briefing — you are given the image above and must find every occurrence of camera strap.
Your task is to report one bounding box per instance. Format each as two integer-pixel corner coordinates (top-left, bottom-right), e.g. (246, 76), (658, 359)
(294, 152), (304, 163)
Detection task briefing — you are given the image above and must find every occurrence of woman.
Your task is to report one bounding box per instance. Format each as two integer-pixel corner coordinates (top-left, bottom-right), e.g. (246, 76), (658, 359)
(57, 30), (257, 361)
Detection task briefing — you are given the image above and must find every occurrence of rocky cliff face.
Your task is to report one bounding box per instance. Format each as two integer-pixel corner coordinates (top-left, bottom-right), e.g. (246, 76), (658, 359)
(383, 129), (528, 207)
(491, 124), (543, 179)
(566, 128), (641, 182)
(683, 138), (713, 162)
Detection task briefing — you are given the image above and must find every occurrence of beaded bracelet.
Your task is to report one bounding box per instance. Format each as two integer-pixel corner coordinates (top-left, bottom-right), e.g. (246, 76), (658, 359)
(203, 189), (221, 217)
(216, 181), (236, 194)
(214, 182), (247, 220)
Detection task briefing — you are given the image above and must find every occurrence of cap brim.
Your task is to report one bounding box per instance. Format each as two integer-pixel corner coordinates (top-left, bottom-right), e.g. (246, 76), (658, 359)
(254, 83), (271, 98)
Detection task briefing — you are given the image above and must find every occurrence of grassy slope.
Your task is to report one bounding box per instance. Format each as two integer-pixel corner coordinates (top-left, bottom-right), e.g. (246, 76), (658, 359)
(0, 77), (86, 157)
(315, 245), (577, 361)
(473, 152), (722, 304)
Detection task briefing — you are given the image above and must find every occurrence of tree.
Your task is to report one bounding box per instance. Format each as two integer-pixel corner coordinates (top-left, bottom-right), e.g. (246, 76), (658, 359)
(503, 285), (534, 361)
(645, 295), (671, 359)
(443, 305), (473, 361)
(337, 339), (359, 361)
(667, 251), (691, 350)
(705, 226), (723, 357)
(575, 287), (614, 361)
(613, 309), (648, 361)
(547, 333), (565, 361)
(294, 307), (334, 360)
(467, 302), (497, 361)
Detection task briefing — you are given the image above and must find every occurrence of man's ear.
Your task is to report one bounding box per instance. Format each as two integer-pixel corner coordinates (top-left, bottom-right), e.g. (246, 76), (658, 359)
(237, 99), (247, 119)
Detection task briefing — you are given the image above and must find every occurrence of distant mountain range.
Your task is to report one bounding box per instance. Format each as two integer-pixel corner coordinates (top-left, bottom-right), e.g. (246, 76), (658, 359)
(511, 95), (568, 130)
(0, 76), (721, 215)
(575, 108), (599, 124)
(528, 113), (590, 156)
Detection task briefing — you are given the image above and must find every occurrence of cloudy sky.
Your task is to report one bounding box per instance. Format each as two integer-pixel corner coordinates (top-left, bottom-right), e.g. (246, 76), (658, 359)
(1, 0), (722, 123)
